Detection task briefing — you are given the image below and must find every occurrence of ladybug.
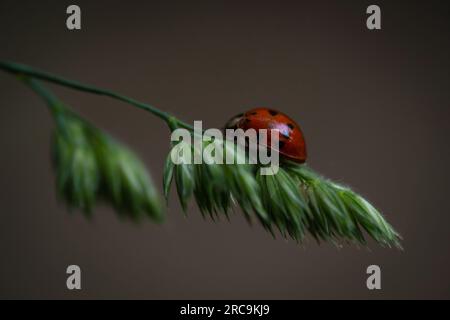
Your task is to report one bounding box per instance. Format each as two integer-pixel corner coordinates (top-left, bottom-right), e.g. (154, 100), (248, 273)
(224, 107), (307, 163)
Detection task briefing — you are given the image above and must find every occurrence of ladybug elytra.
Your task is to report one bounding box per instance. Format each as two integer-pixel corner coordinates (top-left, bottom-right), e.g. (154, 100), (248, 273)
(224, 107), (307, 163)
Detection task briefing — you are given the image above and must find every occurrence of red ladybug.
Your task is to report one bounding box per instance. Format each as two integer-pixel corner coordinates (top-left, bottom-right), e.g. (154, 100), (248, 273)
(224, 107), (307, 163)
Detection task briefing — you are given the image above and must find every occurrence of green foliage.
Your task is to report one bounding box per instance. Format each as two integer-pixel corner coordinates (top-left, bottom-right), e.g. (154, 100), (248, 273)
(164, 137), (402, 248)
(52, 114), (99, 213)
(0, 63), (401, 248)
(52, 110), (163, 222)
(285, 164), (401, 247)
(164, 140), (268, 225)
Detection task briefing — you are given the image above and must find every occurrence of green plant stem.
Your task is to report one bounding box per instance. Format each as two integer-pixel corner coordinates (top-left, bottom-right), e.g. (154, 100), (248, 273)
(20, 77), (61, 110)
(0, 61), (193, 131)
(20, 77), (92, 132)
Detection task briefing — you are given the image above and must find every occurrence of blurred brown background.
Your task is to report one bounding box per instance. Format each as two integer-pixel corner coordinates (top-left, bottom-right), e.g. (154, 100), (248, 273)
(0, 0), (449, 299)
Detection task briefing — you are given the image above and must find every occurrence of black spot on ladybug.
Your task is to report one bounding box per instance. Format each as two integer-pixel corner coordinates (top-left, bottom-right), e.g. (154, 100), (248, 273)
(287, 123), (294, 130)
(268, 109), (278, 116)
(243, 118), (251, 124)
(250, 112), (258, 115)
(279, 141), (286, 149)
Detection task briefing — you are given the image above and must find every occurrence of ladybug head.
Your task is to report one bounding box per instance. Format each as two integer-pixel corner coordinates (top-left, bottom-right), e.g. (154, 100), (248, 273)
(223, 113), (244, 130)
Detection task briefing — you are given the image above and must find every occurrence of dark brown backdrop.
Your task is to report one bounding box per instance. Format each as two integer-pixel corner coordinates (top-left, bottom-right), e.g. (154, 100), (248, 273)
(0, 0), (449, 299)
